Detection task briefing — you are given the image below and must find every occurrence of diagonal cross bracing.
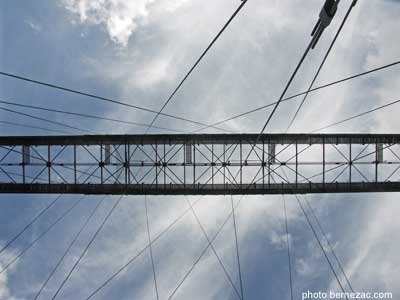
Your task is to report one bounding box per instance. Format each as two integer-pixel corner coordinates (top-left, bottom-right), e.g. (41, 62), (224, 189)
(0, 133), (399, 195)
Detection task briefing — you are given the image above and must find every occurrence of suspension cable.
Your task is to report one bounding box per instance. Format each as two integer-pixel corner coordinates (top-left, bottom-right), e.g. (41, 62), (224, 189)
(0, 72), (231, 133)
(0, 106), (92, 133)
(257, 41), (313, 138)
(83, 197), (205, 299)
(304, 198), (357, 298)
(0, 195), (85, 274)
(167, 197), (243, 300)
(277, 167), (348, 298)
(295, 194), (348, 298)
(145, 0), (249, 132)
(145, 195), (160, 300)
(231, 195), (244, 300)
(311, 98), (400, 132)
(51, 195), (123, 300)
(238, 37), (315, 172)
(0, 195), (62, 256)
(186, 197), (242, 299)
(193, 61), (400, 133)
(0, 99), (184, 133)
(32, 196), (106, 300)
(286, 0), (358, 132)
(283, 196), (293, 300)
(0, 120), (73, 134)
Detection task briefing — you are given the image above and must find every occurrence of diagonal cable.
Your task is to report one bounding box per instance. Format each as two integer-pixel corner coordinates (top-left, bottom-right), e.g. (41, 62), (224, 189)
(1, 59), (397, 136)
(186, 197), (242, 300)
(0, 194), (62, 256)
(32, 196), (106, 300)
(145, 0), (249, 132)
(167, 197), (243, 300)
(286, 0), (358, 132)
(238, 36), (315, 170)
(295, 194), (348, 299)
(83, 196), (203, 300)
(0, 71), (231, 133)
(83, 196), (242, 300)
(278, 167), (348, 298)
(0, 106), (92, 133)
(0, 165), (94, 259)
(0, 60), (397, 136)
(51, 195), (123, 300)
(0, 195), (85, 274)
(0, 120), (73, 134)
(304, 198), (357, 298)
(0, 99), (184, 133)
(145, 195), (160, 300)
(311, 98), (400, 132)
(283, 196), (293, 300)
(257, 40), (313, 138)
(231, 195), (244, 300)
(193, 60), (400, 133)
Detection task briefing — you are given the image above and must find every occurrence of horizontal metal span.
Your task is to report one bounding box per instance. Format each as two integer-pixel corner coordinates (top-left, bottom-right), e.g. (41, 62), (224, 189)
(1, 183), (400, 195)
(1, 133), (400, 195)
(1, 133), (400, 146)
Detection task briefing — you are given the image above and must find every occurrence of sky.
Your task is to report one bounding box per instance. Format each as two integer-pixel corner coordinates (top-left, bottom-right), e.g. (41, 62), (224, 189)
(0, 0), (400, 299)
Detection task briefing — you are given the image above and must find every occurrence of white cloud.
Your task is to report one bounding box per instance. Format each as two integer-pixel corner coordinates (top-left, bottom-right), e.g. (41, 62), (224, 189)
(0, 249), (26, 300)
(0, 266), (10, 300)
(63, 0), (188, 46)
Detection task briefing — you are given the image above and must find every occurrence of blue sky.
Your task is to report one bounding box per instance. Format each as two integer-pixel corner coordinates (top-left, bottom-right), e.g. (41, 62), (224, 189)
(0, 0), (400, 299)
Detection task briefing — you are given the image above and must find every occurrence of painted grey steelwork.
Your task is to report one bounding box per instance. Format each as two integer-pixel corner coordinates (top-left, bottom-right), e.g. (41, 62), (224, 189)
(1, 133), (400, 145)
(0, 134), (399, 195)
(1, 183), (400, 195)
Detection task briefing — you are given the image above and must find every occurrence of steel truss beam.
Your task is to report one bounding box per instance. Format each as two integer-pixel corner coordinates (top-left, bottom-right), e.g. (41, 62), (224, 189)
(0, 134), (399, 195)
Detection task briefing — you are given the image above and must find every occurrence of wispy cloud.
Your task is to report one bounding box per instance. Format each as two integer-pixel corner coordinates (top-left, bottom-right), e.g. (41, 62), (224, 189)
(63, 0), (188, 46)
(0, 249), (26, 300)
(24, 20), (42, 33)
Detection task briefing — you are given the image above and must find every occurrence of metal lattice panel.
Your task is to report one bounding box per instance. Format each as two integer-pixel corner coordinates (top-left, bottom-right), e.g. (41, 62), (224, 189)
(1, 133), (400, 195)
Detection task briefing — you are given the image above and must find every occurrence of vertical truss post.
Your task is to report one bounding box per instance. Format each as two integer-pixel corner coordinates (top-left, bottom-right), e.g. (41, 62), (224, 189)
(377, 143), (384, 163)
(124, 141), (128, 186)
(47, 145), (51, 184)
(22, 163), (25, 184)
(212, 143), (215, 188)
(100, 143), (104, 184)
(22, 145), (27, 184)
(163, 142), (166, 186)
(322, 138), (325, 186)
(22, 145), (30, 164)
(262, 141), (265, 189)
(375, 141), (378, 183)
(295, 140), (298, 188)
(349, 141), (352, 184)
(155, 141), (158, 189)
(193, 144), (196, 188)
(74, 144), (77, 184)
(127, 143), (131, 185)
(223, 142), (226, 192)
(268, 143), (276, 164)
(183, 143), (186, 188)
(240, 140), (243, 186)
(376, 142), (384, 183)
(268, 141), (271, 187)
